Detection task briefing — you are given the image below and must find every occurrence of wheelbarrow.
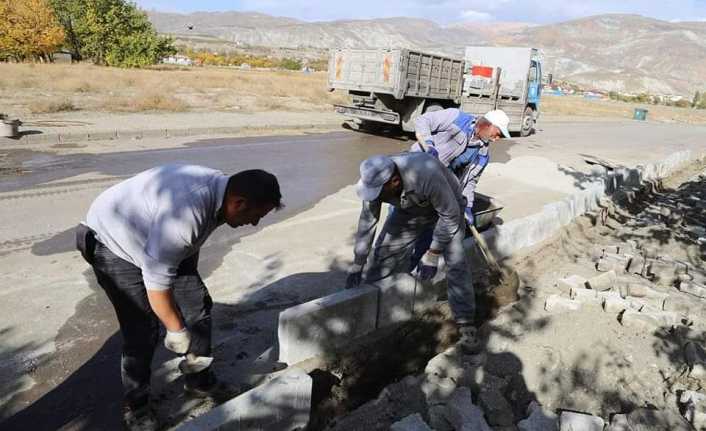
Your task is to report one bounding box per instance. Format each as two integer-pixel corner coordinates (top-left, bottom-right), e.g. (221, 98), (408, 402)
(470, 193), (504, 233)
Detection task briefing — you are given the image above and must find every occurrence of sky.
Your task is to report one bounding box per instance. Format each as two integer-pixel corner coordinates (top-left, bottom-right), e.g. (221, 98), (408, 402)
(133, 0), (706, 25)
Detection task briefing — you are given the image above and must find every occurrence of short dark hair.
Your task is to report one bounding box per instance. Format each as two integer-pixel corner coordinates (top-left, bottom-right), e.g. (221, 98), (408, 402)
(227, 169), (283, 210)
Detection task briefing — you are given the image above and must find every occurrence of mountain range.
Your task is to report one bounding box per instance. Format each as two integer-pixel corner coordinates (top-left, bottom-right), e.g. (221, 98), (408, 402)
(147, 11), (706, 96)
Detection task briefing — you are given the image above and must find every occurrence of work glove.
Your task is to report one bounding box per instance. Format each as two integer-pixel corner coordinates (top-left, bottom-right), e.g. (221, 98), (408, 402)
(417, 250), (440, 281)
(424, 140), (439, 158)
(165, 327), (191, 354)
(464, 207), (475, 228)
(345, 263), (364, 289)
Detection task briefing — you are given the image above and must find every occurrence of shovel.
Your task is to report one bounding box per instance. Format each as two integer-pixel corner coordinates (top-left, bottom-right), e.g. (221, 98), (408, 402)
(468, 224), (520, 310)
(179, 353), (214, 375)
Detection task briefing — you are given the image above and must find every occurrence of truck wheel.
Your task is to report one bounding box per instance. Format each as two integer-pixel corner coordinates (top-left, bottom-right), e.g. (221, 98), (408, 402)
(520, 107), (535, 137)
(424, 103), (444, 113)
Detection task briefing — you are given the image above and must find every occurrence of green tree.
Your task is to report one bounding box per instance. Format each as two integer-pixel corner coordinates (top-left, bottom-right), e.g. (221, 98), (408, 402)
(49, 0), (174, 66)
(693, 91), (702, 108)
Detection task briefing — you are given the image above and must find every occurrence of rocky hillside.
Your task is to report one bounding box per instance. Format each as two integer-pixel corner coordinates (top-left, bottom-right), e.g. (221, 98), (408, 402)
(147, 11), (706, 96)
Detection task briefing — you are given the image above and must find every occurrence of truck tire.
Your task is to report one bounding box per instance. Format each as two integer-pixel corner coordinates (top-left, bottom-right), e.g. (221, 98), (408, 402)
(424, 103), (444, 113)
(520, 107), (535, 137)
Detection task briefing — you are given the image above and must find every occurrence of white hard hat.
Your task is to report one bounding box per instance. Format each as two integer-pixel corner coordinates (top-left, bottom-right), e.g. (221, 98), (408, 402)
(484, 110), (510, 138)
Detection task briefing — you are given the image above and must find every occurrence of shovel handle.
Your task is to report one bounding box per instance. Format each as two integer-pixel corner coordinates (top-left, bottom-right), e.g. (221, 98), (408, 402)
(469, 225), (501, 273)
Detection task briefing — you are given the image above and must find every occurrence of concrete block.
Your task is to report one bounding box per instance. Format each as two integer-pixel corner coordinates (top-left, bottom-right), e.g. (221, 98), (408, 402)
(176, 368), (312, 431)
(678, 280), (706, 299)
(278, 286), (378, 365)
(619, 309), (678, 329)
(679, 390), (706, 428)
(646, 258), (679, 285)
(603, 296), (632, 313)
(570, 287), (599, 303)
(390, 413), (433, 431)
(662, 297), (697, 316)
(459, 365), (509, 396)
(684, 342), (706, 379)
(597, 253), (631, 273)
(586, 271), (616, 291)
(607, 413), (629, 431)
(596, 291), (622, 302)
(626, 254), (645, 274)
(626, 407), (693, 431)
(557, 275), (588, 292)
(425, 347), (465, 381)
(545, 295), (581, 313)
(619, 282), (669, 299)
(371, 272), (438, 328)
(518, 401), (558, 431)
(559, 411), (605, 431)
(478, 389), (514, 426)
(422, 375), (458, 405)
(441, 387), (492, 431)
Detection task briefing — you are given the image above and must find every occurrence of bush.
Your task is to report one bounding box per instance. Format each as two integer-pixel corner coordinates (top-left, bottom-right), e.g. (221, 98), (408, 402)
(278, 58), (302, 71)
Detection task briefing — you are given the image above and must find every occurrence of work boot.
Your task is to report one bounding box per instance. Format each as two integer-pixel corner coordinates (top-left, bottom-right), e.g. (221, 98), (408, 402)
(184, 369), (242, 402)
(123, 403), (158, 431)
(458, 325), (483, 355)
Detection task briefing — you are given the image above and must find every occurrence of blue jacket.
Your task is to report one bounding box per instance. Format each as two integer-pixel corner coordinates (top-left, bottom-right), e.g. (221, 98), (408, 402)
(413, 108), (489, 208)
(413, 108), (477, 166)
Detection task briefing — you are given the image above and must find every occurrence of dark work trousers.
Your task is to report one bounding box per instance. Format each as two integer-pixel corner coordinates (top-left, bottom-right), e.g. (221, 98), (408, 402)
(91, 241), (213, 409)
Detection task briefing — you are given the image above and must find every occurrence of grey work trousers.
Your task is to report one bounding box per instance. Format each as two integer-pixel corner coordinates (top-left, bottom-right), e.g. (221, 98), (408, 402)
(364, 208), (475, 325)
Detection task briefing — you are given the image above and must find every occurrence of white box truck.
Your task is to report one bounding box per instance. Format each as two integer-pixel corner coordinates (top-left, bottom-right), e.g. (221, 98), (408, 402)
(328, 46), (543, 136)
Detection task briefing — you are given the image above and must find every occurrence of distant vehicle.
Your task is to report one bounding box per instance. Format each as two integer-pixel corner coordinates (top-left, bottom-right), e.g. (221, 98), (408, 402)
(328, 46), (543, 137)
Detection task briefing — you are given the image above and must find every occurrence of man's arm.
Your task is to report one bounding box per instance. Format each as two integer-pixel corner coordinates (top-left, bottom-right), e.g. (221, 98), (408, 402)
(424, 171), (464, 252)
(414, 112), (434, 148)
(146, 290), (183, 331)
(142, 208), (199, 331)
(352, 199), (382, 266)
(414, 109), (458, 147)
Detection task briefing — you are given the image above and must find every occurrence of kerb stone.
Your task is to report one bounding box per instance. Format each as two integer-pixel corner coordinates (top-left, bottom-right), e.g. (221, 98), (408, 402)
(175, 368), (312, 431)
(278, 286), (378, 365)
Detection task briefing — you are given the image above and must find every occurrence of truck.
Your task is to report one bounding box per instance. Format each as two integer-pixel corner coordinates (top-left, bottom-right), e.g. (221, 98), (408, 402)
(327, 46), (543, 137)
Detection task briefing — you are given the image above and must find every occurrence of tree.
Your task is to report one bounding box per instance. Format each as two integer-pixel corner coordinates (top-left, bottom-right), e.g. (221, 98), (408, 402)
(0, 0), (65, 61)
(48, 0), (174, 67)
(693, 91), (702, 108)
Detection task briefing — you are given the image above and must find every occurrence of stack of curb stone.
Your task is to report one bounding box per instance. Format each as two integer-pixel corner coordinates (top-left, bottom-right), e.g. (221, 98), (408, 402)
(545, 242), (705, 334)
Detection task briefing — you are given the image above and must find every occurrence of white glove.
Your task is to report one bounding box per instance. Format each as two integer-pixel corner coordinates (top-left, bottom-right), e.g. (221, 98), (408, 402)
(164, 327), (191, 354)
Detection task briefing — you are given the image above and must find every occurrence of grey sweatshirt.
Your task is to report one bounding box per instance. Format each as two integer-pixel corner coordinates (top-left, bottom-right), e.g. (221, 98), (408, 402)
(353, 152), (465, 265)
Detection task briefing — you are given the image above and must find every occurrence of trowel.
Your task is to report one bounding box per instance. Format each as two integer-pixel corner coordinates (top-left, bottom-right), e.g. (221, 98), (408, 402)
(179, 353), (214, 374)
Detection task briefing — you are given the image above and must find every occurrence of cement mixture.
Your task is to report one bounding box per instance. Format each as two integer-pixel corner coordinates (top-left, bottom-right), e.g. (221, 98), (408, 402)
(309, 159), (706, 431)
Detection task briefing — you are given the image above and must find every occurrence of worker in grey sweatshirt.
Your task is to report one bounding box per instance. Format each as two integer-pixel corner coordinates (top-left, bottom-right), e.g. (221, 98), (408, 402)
(76, 164), (282, 431)
(412, 108), (510, 227)
(345, 152), (480, 354)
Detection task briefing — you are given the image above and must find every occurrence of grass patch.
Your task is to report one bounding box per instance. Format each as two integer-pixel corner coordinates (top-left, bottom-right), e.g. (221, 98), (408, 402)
(542, 95), (706, 124)
(102, 93), (189, 112)
(29, 99), (78, 114)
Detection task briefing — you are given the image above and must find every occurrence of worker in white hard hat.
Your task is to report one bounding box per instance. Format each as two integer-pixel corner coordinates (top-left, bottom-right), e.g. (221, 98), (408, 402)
(412, 108), (510, 228)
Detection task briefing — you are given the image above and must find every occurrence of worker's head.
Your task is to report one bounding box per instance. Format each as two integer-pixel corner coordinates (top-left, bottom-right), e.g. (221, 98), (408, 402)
(476, 110), (510, 143)
(222, 169), (283, 228)
(356, 155), (402, 202)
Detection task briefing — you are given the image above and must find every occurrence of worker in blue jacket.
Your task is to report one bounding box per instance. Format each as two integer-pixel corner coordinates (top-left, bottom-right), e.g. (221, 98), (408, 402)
(412, 108), (510, 227)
